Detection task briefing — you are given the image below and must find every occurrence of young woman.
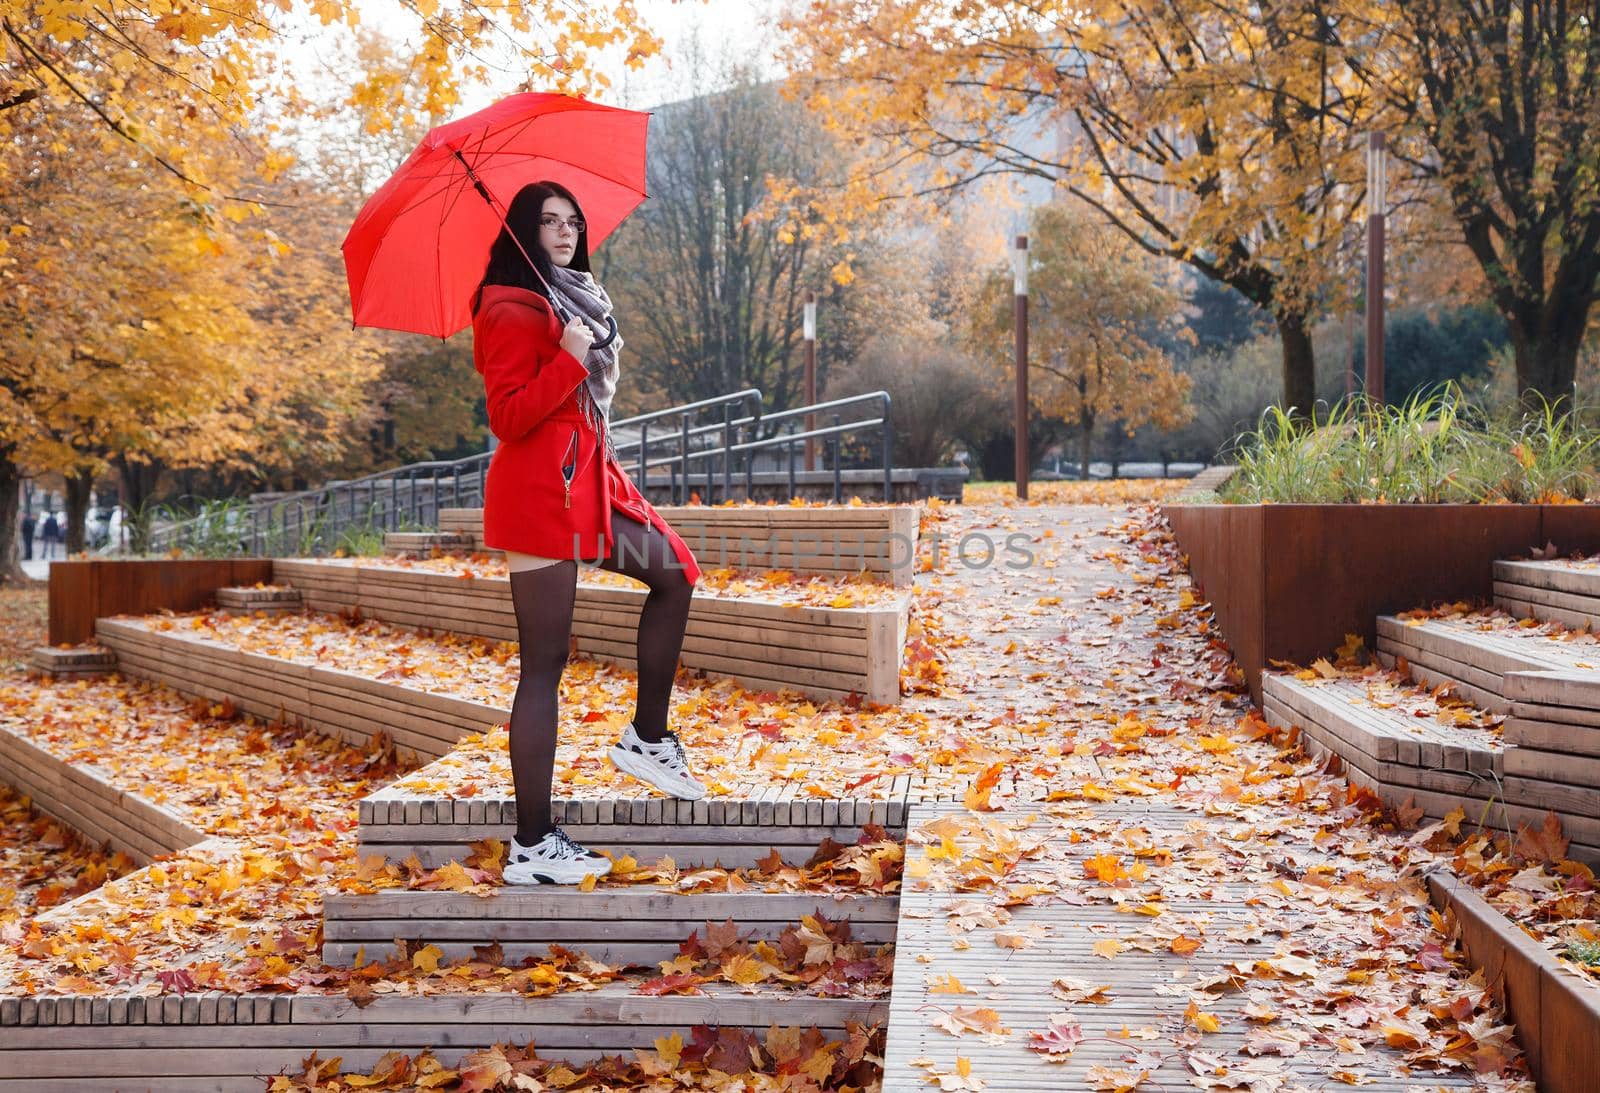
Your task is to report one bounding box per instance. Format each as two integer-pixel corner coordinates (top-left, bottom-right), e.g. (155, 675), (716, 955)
(470, 180), (706, 886)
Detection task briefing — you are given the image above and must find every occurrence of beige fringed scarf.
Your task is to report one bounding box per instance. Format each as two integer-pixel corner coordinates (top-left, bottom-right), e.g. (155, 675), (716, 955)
(544, 265), (622, 465)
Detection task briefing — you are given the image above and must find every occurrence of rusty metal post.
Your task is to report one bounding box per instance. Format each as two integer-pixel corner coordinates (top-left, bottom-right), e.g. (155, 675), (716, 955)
(803, 291), (817, 472)
(1012, 235), (1030, 501)
(1365, 132), (1387, 404)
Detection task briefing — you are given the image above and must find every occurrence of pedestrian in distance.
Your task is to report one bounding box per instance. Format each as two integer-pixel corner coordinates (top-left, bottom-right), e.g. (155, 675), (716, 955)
(469, 179), (707, 886)
(40, 512), (60, 560)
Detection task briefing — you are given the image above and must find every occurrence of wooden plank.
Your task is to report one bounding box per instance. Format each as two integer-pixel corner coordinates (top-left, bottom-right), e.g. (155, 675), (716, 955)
(322, 930), (896, 966)
(1504, 716), (1600, 757)
(881, 800), (1484, 1091)
(321, 889), (897, 922)
(358, 840), (852, 870)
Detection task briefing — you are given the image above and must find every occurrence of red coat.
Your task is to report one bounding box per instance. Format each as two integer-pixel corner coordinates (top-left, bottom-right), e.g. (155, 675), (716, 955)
(472, 284), (701, 585)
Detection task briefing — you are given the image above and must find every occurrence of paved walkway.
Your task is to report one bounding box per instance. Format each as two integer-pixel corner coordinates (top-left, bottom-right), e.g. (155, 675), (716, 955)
(879, 503), (1527, 1090)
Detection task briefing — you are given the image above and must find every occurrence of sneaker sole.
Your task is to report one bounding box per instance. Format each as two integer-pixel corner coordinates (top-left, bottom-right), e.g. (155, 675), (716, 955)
(609, 745), (706, 801)
(504, 858), (613, 886)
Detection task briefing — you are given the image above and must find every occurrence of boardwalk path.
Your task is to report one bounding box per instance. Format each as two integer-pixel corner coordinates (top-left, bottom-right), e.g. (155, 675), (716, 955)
(878, 503), (1526, 1091)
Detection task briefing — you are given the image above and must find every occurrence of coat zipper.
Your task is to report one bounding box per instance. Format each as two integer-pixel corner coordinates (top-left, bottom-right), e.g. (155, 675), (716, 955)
(560, 428), (580, 509)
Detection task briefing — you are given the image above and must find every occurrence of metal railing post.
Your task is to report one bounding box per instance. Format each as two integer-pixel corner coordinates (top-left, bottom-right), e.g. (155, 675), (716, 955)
(882, 398), (894, 503)
(722, 404), (732, 503)
(679, 415), (691, 505)
(832, 414), (842, 503)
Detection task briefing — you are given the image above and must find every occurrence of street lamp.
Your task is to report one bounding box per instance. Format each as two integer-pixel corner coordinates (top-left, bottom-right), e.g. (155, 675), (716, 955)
(1010, 234), (1030, 500)
(803, 291), (817, 472)
(1365, 131), (1387, 404)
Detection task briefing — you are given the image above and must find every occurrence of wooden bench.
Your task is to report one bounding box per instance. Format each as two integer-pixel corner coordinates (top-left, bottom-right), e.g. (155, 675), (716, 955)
(0, 987), (885, 1088)
(1374, 613), (1595, 712)
(1261, 674), (1504, 818)
(1263, 671), (1599, 863)
(438, 503), (922, 587)
(321, 888), (899, 966)
(0, 722), (205, 864)
(93, 617), (503, 762)
(358, 783), (913, 870)
(273, 557), (910, 705)
(1494, 558), (1600, 630)
(27, 645), (116, 679)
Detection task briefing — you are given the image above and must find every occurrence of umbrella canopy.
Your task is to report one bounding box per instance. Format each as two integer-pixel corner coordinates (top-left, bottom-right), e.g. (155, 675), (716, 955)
(342, 92), (651, 339)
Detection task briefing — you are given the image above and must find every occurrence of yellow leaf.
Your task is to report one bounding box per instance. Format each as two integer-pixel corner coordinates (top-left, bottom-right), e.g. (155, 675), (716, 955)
(412, 944), (443, 973)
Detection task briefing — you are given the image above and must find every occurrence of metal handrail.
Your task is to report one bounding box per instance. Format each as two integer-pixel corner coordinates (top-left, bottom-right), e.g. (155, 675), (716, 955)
(643, 390), (893, 506)
(130, 386), (895, 555)
(132, 388), (766, 557)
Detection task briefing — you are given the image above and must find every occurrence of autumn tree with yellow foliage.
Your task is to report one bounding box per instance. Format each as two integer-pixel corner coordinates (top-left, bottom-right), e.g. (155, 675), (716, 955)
(964, 202), (1192, 475)
(777, 0), (1375, 416)
(1, 0), (664, 221)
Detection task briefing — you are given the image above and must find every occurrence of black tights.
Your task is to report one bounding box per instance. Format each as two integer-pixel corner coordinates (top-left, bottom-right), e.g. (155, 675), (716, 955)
(507, 511), (694, 845)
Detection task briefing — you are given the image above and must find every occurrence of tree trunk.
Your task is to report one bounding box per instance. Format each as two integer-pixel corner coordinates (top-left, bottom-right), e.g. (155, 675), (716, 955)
(1078, 413), (1094, 480)
(116, 455), (162, 555)
(64, 469), (94, 556)
(0, 450), (32, 589)
(1508, 296), (1590, 410)
(1276, 311), (1317, 414)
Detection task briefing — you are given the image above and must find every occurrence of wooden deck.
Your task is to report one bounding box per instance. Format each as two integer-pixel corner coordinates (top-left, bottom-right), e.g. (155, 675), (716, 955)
(1261, 674), (1505, 821)
(880, 801), (1485, 1092)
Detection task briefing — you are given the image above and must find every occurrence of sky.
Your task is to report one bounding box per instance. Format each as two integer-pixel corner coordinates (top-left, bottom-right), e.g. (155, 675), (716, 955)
(275, 0), (792, 117)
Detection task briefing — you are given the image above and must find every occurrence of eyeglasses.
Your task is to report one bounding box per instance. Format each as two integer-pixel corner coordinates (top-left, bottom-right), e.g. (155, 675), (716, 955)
(540, 215), (586, 234)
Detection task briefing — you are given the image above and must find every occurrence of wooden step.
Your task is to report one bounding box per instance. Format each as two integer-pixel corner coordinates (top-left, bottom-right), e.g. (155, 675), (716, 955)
(1374, 613), (1600, 712)
(320, 887), (899, 966)
(382, 531), (475, 559)
(27, 644), (116, 679)
(1262, 671), (1599, 863)
(1494, 558), (1600, 629)
(0, 987), (886, 1088)
(440, 503), (922, 587)
(272, 556), (910, 705)
(0, 721), (205, 864)
(95, 616), (508, 761)
(358, 784), (913, 870)
(213, 585), (303, 617)
(1261, 674), (1504, 823)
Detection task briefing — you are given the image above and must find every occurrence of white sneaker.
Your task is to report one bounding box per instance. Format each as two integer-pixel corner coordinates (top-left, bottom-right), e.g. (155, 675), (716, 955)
(609, 722), (706, 800)
(503, 826), (614, 885)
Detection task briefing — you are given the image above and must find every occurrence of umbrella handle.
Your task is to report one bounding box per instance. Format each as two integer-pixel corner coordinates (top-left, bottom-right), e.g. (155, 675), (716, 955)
(591, 314), (619, 350)
(556, 304), (618, 351)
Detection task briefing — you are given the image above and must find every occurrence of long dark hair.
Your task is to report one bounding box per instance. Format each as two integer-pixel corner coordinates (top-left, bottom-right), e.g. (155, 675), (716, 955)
(471, 180), (592, 317)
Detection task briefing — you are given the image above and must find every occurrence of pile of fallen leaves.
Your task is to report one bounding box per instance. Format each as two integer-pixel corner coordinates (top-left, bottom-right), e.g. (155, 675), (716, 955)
(0, 782), (134, 929)
(322, 553), (911, 610)
(0, 585), (47, 674)
(1264, 586), (1598, 987)
(0, 674), (412, 837)
(964, 479), (1187, 506)
(271, 1022), (886, 1091)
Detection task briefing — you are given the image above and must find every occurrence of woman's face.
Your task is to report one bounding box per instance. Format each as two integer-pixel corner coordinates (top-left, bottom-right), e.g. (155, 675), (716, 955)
(539, 195), (581, 267)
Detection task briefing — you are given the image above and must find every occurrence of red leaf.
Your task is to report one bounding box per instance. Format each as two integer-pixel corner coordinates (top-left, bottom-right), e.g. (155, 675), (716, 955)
(636, 972), (705, 996)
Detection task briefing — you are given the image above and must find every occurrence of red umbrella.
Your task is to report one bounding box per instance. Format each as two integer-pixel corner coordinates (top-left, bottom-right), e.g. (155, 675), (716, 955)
(342, 92), (651, 339)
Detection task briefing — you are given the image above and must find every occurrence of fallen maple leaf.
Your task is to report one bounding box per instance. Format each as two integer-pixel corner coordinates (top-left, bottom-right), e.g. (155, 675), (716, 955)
(1028, 1013), (1084, 1059)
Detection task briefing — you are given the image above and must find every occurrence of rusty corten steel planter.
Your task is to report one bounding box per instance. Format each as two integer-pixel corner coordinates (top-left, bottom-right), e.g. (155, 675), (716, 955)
(1161, 503), (1600, 703)
(48, 559), (277, 646)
